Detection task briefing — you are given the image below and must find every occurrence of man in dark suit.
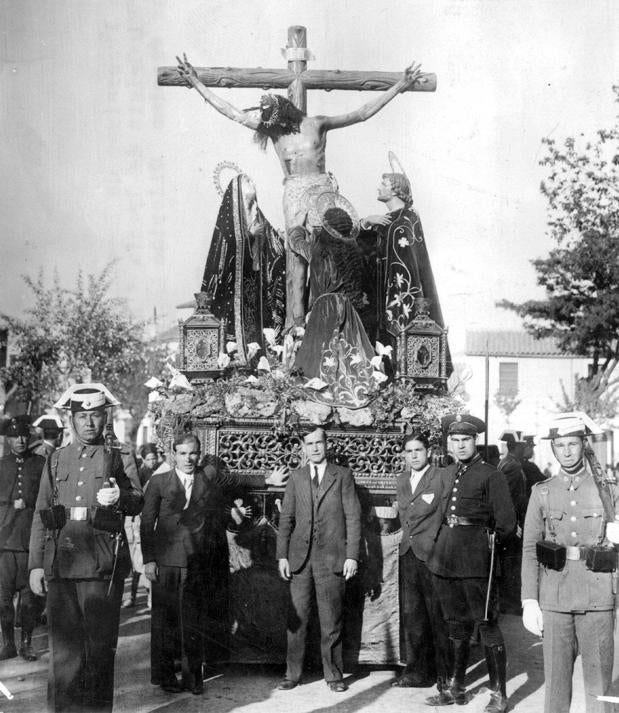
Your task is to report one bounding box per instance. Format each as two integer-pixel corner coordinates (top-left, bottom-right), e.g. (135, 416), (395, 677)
(392, 432), (452, 691)
(0, 415), (45, 661)
(276, 427), (361, 692)
(141, 432), (230, 695)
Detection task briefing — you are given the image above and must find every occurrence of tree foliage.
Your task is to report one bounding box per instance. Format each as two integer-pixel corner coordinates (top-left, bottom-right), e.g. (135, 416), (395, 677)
(0, 265), (168, 435)
(499, 86), (619, 419)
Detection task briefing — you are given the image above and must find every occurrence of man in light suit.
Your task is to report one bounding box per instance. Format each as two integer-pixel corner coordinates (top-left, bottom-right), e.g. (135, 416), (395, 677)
(393, 432), (452, 692)
(141, 432), (230, 695)
(276, 427), (361, 692)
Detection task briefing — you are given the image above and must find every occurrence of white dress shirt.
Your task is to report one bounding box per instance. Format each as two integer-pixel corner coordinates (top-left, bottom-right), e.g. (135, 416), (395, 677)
(311, 461), (327, 485)
(409, 464), (430, 497)
(175, 468), (194, 509)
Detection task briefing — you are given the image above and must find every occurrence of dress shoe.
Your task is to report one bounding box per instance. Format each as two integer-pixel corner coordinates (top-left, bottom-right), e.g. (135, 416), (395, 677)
(19, 632), (37, 662)
(0, 644), (17, 661)
(328, 680), (348, 692)
(160, 678), (183, 693)
(391, 672), (435, 688)
(278, 678), (299, 690)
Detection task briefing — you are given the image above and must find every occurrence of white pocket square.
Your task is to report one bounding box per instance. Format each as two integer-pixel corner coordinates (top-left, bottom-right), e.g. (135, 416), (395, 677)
(421, 493), (435, 504)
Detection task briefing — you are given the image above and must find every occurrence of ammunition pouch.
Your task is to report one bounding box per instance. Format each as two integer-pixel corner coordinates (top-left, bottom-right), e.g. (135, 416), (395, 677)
(39, 505), (67, 531)
(536, 539), (566, 571)
(92, 507), (123, 534)
(585, 545), (617, 573)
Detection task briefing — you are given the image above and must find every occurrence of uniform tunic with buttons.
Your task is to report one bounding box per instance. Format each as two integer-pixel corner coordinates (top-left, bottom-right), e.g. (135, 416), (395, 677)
(427, 456), (516, 579)
(521, 467), (619, 612)
(29, 440), (143, 579)
(0, 452), (45, 552)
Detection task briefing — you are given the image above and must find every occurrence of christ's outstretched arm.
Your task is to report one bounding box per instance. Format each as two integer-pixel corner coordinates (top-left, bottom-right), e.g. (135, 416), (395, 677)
(176, 54), (261, 130)
(320, 62), (427, 131)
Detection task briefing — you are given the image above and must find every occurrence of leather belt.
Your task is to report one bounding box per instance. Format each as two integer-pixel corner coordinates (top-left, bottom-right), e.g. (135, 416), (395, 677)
(65, 506), (89, 521)
(566, 545), (587, 561)
(445, 515), (488, 528)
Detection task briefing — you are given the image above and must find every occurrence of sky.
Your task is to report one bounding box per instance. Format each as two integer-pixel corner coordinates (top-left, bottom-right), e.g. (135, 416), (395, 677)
(1, 0), (618, 355)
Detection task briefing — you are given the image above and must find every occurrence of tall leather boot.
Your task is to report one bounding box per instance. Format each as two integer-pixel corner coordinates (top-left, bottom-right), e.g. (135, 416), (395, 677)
(484, 645), (508, 713)
(19, 630), (37, 662)
(426, 639), (469, 706)
(0, 617), (17, 660)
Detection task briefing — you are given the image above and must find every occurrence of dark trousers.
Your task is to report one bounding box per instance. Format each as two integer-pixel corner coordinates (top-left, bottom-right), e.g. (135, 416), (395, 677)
(46, 577), (124, 713)
(399, 549), (452, 680)
(433, 574), (504, 647)
(151, 565), (205, 687)
(542, 609), (614, 713)
(286, 553), (345, 683)
(0, 550), (40, 633)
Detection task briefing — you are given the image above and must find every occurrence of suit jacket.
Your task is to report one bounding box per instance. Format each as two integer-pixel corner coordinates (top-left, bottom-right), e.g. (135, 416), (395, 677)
(140, 465), (227, 570)
(276, 462), (361, 574)
(396, 465), (446, 561)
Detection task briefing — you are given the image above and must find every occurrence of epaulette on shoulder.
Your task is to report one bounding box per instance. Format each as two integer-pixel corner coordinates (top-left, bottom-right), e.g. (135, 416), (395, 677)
(531, 477), (554, 491)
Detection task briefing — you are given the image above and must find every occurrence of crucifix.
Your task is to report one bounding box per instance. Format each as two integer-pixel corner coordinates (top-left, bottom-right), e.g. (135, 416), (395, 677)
(159, 25), (436, 330)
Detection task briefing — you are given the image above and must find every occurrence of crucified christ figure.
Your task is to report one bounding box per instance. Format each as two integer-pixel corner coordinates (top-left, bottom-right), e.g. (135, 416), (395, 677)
(176, 53), (426, 329)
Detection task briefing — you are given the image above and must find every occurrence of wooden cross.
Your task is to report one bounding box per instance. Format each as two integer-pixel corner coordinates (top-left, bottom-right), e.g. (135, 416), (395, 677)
(158, 25), (436, 113)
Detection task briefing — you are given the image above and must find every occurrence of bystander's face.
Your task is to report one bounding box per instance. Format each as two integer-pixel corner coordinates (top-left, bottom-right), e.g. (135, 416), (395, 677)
(143, 453), (158, 470)
(404, 439), (429, 473)
(72, 410), (106, 444)
(8, 435), (28, 456)
(174, 440), (200, 474)
(552, 436), (584, 470)
(303, 429), (327, 465)
(449, 434), (477, 462)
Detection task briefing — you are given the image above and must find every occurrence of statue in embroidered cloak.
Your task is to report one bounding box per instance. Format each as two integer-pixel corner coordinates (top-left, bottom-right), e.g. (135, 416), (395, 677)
(290, 194), (384, 408)
(358, 154), (450, 372)
(201, 170), (285, 361)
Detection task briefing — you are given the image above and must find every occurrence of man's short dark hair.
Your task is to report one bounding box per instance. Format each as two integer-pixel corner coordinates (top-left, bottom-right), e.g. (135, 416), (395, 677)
(402, 431), (430, 450)
(172, 432), (201, 452)
(301, 426), (327, 444)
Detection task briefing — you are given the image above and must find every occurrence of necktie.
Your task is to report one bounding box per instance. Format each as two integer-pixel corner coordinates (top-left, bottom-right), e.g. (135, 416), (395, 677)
(183, 474), (194, 508)
(312, 466), (319, 491)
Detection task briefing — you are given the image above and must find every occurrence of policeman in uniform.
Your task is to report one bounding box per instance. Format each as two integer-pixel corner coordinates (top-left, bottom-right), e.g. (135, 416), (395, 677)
(29, 384), (143, 713)
(426, 415), (516, 713)
(31, 414), (64, 458)
(0, 415), (45, 660)
(521, 413), (619, 713)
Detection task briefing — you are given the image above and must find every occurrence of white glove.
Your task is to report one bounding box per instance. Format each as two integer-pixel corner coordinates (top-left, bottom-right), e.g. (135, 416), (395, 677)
(96, 477), (120, 506)
(522, 599), (543, 636)
(605, 521), (619, 545)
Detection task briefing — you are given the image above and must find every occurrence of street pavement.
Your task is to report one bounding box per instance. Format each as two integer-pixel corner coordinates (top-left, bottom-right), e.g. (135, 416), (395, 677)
(0, 588), (611, 713)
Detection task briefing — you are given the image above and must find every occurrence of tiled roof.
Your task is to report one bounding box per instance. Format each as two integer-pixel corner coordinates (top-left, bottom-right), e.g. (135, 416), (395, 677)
(465, 330), (577, 357)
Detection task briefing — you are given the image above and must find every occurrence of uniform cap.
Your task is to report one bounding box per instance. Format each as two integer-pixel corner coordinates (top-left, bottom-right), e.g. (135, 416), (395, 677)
(522, 434), (536, 445)
(2, 414), (31, 438)
(32, 414), (63, 434)
(499, 430), (525, 444)
(54, 383), (120, 412)
(542, 411), (602, 440)
(443, 413), (486, 436)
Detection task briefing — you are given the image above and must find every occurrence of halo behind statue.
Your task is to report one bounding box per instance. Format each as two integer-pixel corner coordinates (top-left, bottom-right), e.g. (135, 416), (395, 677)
(315, 192), (360, 241)
(213, 161), (244, 197)
(388, 150), (408, 181)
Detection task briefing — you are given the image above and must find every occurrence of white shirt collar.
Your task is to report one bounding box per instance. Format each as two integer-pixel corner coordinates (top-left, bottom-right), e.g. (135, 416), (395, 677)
(310, 461), (327, 482)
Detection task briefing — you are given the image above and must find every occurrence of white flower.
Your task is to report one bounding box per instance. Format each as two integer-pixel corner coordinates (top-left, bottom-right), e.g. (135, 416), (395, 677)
(226, 341), (238, 354)
(148, 391), (163, 403)
(169, 370), (194, 392)
(375, 341), (393, 359)
(370, 355), (383, 369)
(372, 371), (388, 383)
(292, 326), (305, 338)
(217, 352), (231, 369)
(305, 378), (329, 391)
(350, 353), (363, 365)
(257, 356), (271, 372)
(244, 375), (259, 384)
(247, 342), (261, 360)
(263, 328), (276, 346)
(144, 376), (164, 389)
(323, 356), (337, 368)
